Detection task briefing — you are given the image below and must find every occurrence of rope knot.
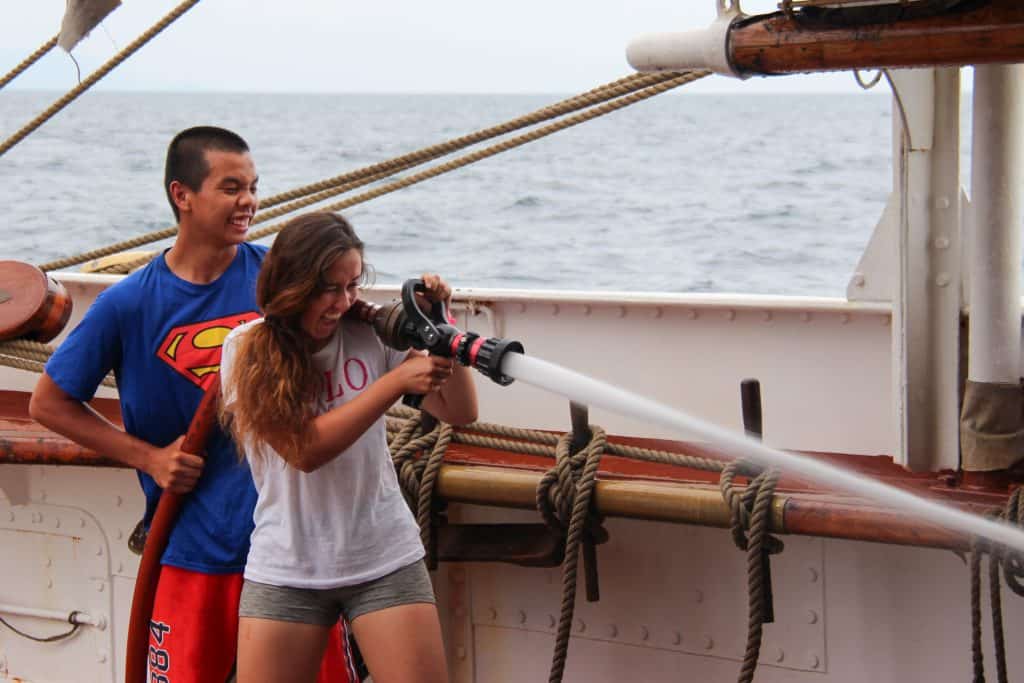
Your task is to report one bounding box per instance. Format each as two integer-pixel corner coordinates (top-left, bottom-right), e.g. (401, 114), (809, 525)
(536, 426), (608, 545)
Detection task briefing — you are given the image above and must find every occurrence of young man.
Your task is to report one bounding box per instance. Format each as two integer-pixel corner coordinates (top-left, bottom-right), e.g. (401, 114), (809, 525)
(30, 127), (358, 683)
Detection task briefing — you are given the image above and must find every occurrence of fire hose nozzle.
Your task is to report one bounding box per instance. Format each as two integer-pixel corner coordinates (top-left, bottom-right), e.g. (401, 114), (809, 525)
(343, 280), (525, 388)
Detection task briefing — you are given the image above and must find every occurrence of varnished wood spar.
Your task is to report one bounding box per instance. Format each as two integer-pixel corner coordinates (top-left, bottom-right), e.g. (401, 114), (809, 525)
(436, 464), (982, 551)
(124, 377), (221, 683)
(729, 0), (1024, 75)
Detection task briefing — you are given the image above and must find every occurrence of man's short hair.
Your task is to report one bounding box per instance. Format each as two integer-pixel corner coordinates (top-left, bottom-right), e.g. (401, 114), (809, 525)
(164, 126), (250, 221)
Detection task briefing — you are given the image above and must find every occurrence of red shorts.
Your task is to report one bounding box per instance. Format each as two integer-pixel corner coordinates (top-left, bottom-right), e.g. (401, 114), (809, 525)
(148, 565), (358, 683)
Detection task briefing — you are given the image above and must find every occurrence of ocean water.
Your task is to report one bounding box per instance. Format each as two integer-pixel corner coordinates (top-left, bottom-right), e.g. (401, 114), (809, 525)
(0, 90), (896, 295)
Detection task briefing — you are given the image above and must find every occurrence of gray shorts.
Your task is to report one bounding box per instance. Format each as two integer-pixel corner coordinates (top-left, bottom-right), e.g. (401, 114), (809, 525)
(238, 560), (435, 626)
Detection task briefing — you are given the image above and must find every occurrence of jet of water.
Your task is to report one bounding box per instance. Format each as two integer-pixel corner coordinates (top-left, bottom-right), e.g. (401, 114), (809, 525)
(502, 352), (1024, 553)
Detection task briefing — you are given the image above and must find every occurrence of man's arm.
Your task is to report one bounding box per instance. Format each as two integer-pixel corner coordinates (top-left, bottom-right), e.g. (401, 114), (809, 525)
(30, 373), (203, 493)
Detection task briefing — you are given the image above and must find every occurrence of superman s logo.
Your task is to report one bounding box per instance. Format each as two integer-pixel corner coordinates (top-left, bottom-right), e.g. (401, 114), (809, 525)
(157, 312), (259, 390)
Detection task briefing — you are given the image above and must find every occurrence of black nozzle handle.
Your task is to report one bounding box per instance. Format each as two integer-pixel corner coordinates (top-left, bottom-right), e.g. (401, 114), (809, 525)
(403, 392), (425, 409)
(401, 279), (452, 351)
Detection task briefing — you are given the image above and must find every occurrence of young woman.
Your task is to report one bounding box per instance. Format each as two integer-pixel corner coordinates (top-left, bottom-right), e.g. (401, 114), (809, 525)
(220, 211), (477, 683)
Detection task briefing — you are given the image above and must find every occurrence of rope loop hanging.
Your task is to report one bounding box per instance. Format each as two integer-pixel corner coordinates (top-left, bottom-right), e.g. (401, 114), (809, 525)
(537, 425), (609, 683)
(969, 487), (1024, 683)
(720, 460), (784, 683)
(388, 411), (455, 567)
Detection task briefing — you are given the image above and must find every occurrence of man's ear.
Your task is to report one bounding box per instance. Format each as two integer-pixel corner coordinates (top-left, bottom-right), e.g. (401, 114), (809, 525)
(169, 180), (191, 215)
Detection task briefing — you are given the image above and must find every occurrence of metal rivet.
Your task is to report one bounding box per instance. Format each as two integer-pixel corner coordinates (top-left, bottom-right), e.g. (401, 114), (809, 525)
(454, 607), (466, 618)
(851, 272), (866, 287)
(725, 309), (736, 321)
(97, 650), (108, 664)
(575, 619), (586, 633)
(840, 313), (851, 325)
(807, 610), (819, 625)
(801, 312), (812, 322)
(7, 511), (13, 522)
(518, 610), (527, 625)
(79, 517), (87, 528)
(551, 304), (560, 316)
(96, 581), (105, 593)
(582, 304), (592, 316)
(96, 546), (104, 557)
(455, 646), (466, 660)
(808, 567), (819, 583)
(808, 654), (820, 669)
(935, 196), (950, 210)
(776, 648), (785, 663)
(640, 626), (650, 641)
(548, 614), (556, 629)
(116, 529), (124, 540)
(117, 562), (124, 573)
(703, 635), (714, 650)
(47, 579), (53, 589)
(762, 311), (772, 322)
(607, 624), (618, 638)
(694, 589), (704, 604)
(934, 236), (950, 249)
(936, 273), (951, 287)
(686, 309), (698, 320)
(39, 490), (47, 502)
(653, 307), (663, 319)
(618, 306), (627, 319)
(115, 495), (123, 507)
(44, 558), (52, 568)
(488, 608), (497, 621)
(673, 631), (682, 646)
(95, 616), (107, 631)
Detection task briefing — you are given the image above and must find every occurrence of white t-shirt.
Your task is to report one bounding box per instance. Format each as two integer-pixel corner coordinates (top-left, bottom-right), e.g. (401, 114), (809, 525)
(221, 318), (424, 589)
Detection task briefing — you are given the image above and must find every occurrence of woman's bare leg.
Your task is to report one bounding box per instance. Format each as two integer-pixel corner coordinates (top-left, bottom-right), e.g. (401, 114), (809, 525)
(351, 602), (448, 683)
(236, 616), (331, 683)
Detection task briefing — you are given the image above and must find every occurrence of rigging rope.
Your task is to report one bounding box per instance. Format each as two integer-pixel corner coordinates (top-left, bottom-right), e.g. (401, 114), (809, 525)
(0, 35), (58, 92)
(0, 339), (116, 387)
(36, 71), (683, 272)
(0, 0), (201, 159)
(969, 488), (1023, 683)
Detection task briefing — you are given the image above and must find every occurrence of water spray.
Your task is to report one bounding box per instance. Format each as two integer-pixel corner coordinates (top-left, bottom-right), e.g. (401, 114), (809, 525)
(345, 279), (524, 406)
(499, 353), (1024, 554)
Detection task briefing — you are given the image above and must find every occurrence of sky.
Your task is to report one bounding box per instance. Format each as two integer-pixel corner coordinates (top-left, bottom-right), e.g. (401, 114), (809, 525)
(1, 0), (878, 95)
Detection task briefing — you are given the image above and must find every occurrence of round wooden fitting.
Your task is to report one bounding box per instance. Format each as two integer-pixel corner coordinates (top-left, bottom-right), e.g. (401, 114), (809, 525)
(0, 261), (73, 343)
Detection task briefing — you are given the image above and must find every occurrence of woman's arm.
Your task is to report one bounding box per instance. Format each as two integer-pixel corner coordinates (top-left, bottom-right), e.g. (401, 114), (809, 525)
(421, 359), (477, 426)
(287, 353), (450, 473)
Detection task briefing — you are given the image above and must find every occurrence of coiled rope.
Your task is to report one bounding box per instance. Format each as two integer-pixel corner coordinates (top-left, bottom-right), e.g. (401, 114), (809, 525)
(969, 488), (1023, 683)
(42, 70), (709, 274)
(0, 0), (201, 159)
(0, 35), (58, 92)
(0, 339), (116, 387)
(385, 406), (786, 683)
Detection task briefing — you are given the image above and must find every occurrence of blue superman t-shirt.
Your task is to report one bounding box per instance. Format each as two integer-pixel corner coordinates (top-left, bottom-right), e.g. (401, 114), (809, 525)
(45, 243), (267, 573)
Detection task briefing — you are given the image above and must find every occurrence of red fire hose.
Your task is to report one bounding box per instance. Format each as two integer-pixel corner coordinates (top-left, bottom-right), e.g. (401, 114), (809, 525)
(124, 376), (221, 683)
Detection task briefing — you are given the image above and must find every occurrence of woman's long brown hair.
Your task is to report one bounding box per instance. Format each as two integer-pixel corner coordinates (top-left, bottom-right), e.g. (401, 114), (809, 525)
(222, 212), (366, 466)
